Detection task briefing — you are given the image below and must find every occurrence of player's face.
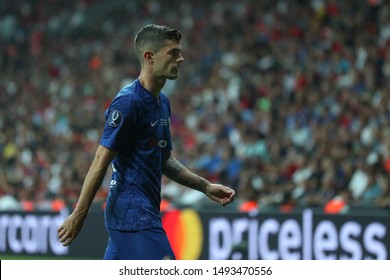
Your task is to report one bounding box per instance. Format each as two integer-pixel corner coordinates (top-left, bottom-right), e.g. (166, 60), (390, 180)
(153, 40), (184, 80)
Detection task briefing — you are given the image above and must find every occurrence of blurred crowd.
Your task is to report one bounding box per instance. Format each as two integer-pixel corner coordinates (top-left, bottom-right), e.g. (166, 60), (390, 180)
(1, 0), (390, 213)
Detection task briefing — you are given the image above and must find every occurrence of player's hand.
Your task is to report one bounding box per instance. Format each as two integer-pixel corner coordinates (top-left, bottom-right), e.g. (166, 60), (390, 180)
(205, 184), (235, 206)
(57, 212), (86, 246)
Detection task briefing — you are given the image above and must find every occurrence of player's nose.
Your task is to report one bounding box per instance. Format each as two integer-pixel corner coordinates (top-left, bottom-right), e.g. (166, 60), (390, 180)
(177, 53), (184, 63)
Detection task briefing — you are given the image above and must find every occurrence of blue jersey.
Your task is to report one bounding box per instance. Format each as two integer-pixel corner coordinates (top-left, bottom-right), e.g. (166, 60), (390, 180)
(100, 79), (172, 231)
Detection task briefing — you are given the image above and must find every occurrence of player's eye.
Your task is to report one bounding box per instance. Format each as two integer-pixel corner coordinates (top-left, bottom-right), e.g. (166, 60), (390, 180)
(170, 49), (181, 57)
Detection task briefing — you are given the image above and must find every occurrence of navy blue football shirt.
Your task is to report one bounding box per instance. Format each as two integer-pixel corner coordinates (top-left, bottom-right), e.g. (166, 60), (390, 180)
(100, 79), (172, 231)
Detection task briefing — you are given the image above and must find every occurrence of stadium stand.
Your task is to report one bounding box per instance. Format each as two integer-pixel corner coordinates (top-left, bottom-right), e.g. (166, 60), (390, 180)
(1, 0), (390, 214)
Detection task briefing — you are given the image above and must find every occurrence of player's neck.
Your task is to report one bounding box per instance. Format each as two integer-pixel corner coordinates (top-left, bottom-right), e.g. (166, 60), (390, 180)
(138, 73), (165, 97)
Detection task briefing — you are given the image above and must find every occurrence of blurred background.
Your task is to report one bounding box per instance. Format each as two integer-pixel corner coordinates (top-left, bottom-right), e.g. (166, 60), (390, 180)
(1, 0), (390, 260)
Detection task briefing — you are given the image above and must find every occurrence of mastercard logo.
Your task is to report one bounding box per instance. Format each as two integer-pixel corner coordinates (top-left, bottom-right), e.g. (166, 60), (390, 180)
(162, 208), (203, 260)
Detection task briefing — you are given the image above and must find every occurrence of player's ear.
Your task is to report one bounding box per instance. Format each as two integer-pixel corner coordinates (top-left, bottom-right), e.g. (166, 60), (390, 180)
(144, 51), (154, 64)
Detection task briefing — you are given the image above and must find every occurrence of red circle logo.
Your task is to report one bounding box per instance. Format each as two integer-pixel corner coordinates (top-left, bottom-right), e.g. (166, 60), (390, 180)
(162, 209), (203, 260)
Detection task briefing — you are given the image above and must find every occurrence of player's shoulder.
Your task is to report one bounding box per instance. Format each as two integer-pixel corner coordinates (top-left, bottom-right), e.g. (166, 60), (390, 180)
(118, 80), (142, 99)
(106, 81), (143, 118)
(113, 81), (142, 104)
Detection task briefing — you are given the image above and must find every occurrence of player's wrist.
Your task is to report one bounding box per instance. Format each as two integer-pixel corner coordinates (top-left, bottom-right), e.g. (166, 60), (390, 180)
(73, 206), (89, 218)
(199, 178), (211, 193)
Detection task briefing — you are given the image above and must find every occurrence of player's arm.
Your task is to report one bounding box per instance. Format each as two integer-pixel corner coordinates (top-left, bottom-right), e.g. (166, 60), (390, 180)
(58, 144), (116, 246)
(163, 152), (235, 206)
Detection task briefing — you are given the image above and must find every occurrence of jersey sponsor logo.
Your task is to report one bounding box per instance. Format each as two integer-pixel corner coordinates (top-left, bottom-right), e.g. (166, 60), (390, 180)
(108, 109), (123, 127)
(162, 209), (203, 260)
(147, 139), (168, 149)
(147, 138), (158, 148)
(158, 140), (168, 148)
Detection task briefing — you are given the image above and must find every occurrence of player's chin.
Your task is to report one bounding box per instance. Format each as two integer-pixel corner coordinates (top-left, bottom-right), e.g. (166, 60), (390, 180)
(167, 69), (179, 80)
(167, 74), (179, 80)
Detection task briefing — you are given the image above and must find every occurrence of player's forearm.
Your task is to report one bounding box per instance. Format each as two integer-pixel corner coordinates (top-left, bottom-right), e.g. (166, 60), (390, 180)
(163, 155), (209, 193)
(73, 162), (107, 215)
(73, 146), (115, 216)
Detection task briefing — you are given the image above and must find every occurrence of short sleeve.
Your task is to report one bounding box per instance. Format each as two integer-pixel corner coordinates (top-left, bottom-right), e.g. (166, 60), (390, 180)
(100, 94), (137, 153)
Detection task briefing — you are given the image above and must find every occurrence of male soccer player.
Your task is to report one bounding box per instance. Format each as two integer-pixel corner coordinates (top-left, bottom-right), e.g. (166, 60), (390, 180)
(57, 24), (235, 260)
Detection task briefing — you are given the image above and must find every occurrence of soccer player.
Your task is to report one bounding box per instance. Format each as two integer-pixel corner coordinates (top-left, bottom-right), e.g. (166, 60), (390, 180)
(57, 24), (235, 260)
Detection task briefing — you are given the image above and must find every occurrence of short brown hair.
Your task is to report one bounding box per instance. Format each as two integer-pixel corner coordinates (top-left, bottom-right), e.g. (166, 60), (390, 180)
(134, 24), (182, 61)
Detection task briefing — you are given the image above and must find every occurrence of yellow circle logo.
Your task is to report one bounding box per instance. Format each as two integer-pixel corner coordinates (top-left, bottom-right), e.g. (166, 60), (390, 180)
(162, 209), (203, 260)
